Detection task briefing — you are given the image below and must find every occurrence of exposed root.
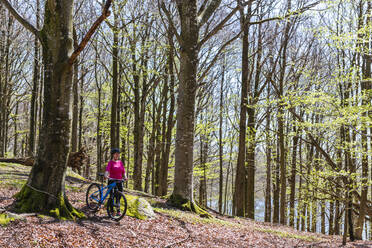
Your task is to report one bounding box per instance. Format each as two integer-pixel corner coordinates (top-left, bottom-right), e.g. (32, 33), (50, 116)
(167, 194), (212, 219)
(13, 184), (85, 220)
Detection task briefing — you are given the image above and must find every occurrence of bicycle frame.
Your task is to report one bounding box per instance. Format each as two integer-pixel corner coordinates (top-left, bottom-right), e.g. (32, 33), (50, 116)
(90, 181), (118, 205)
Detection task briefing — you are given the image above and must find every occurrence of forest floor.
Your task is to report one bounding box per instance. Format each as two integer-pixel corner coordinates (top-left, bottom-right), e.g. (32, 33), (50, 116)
(0, 163), (371, 248)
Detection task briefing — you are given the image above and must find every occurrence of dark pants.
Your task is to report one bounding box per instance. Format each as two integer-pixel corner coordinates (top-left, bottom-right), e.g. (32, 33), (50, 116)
(108, 179), (123, 208)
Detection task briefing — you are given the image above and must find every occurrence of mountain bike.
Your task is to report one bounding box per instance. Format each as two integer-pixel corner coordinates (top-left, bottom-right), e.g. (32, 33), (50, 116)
(86, 174), (127, 221)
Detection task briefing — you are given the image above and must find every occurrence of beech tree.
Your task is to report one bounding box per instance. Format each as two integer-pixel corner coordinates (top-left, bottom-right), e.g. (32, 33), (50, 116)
(0, 0), (113, 217)
(161, 0), (247, 212)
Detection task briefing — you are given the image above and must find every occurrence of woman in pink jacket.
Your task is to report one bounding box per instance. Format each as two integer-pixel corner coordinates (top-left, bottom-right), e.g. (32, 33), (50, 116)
(105, 148), (127, 216)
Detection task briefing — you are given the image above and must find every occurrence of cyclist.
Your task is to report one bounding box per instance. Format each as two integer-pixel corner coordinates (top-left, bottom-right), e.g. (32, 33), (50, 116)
(104, 148), (127, 216)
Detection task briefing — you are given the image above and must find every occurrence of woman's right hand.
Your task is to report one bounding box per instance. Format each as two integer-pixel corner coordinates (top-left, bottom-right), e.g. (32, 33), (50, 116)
(104, 171), (109, 179)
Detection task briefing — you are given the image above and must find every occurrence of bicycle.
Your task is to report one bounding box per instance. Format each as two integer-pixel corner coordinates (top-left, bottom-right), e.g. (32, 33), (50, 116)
(86, 174), (128, 221)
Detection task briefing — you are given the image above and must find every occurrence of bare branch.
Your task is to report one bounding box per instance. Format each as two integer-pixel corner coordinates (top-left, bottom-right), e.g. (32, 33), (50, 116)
(198, 2), (244, 48)
(0, 0), (41, 40)
(159, 1), (182, 45)
(198, 30), (242, 82)
(68, 0), (113, 65)
(248, 1), (321, 25)
(198, 0), (222, 27)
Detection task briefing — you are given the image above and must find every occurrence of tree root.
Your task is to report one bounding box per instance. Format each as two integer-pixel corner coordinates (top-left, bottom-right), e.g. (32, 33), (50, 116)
(167, 194), (212, 219)
(14, 184), (85, 220)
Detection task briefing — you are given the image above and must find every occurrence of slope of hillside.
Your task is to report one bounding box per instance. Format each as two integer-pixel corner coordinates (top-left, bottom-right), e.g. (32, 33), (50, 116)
(0, 163), (370, 248)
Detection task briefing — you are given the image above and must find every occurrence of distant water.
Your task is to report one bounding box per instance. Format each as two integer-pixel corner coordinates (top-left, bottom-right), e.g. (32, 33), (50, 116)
(208, 198), (370, 240)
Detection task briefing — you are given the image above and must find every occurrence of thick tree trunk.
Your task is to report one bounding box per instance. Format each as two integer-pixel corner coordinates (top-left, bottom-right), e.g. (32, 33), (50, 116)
(16, 2), (79, 218)
(0, 6), (4, 158)
(355, 2), (371, 239)
(168, 0), (199, 209)
(7, 0), (112, 218)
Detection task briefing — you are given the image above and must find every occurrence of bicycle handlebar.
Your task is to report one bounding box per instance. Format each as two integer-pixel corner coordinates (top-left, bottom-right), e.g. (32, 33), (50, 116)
(108, 178), (127, 182)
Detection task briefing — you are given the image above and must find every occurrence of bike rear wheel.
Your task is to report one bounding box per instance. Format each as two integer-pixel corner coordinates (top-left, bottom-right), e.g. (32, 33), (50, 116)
(107, 191), (127, 221)
(86, 183), (102, 211)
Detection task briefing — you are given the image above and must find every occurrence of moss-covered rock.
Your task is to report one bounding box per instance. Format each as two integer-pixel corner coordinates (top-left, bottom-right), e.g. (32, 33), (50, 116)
(167, 194), (212, 219)
(126, 195), (155, 220)
(0, 213), (14, 226)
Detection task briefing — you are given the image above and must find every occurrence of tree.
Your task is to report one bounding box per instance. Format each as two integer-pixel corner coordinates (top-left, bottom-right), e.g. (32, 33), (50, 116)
(162, 0), (244, 213)
(0, 0), (113, 218)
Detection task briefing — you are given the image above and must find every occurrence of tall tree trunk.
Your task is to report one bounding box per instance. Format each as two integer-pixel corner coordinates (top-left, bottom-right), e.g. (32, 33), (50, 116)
(16, 1), (79, 217)
(218, 52), (225, 214)
(289, 122), (298, 227)
(306, 143), (314, 231)
(95, 58), (102, 180)
(159, 29), (176, 196)
(224, 137), (234, 215)
(29, 0), (40, 156)
(110, 8), (119, 149)
(264, 87), (272, 222)
(329, 201), (334, 235)
(78, 67), (84, 150)
(279, 0), (291, 224)
(234, 3), (251, 217)
(168, 1), (200, 208)
(13, 102), (18, 156)
(321, 201), (325, 234)
(146, 93), (158, 194)
(298, 136), (304, 230)
(131, 26), (147, 191)
(246, 107), (256, 219)
(355, 1), (371, 240)
(311, 149), (319, 233)
(70, 28), (79, 153)
(0, 5), (4, 158)
(3, 0), (113, 218)
(273, 136), (280, 223)
(1, 12), (12, 156)
(199, 129), (208, 207)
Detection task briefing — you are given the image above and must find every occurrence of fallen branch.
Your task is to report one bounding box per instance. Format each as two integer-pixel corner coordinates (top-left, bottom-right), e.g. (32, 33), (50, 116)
(0, 147), (88, 173)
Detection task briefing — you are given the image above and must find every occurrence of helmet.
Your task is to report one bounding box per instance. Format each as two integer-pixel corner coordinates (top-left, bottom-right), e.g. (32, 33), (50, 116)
(111, 148), (120, 155)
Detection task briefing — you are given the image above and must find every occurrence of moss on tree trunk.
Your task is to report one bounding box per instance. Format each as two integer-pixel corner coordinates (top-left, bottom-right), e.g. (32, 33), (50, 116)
(167, 194), (211, 218)
(14, 184), (84, 220)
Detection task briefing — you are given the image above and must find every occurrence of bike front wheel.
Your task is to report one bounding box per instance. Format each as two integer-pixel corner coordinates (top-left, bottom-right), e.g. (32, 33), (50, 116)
(86, 183), (102, 211)
(107, 191), (127, 221)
